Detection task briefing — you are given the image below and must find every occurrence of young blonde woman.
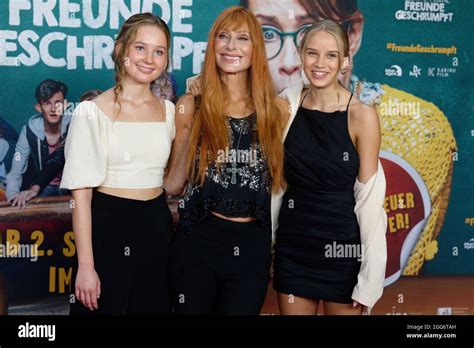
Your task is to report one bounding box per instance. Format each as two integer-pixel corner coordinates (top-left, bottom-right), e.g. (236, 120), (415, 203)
(272, 20), (387, 315)
(60, 13), (175, 315)
(164, 7), (288, 315)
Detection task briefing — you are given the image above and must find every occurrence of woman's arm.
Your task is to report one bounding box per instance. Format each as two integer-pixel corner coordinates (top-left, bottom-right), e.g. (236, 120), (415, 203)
(350, 101), (382, 313)
(72, 188), (100, 311)
(163, 93), (195, 195)
(351, 102), (381, 183)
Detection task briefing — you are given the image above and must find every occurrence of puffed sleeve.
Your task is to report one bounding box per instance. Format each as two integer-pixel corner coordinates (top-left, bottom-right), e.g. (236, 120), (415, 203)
(60, 101), (108, 190)
(165, 99), (176, 141)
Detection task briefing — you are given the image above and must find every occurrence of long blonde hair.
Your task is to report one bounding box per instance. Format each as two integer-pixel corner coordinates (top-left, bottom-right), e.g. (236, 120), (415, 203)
(187, 7), (285, 193)
(298, 19), (349, 74)
(112, 13), (171, 116)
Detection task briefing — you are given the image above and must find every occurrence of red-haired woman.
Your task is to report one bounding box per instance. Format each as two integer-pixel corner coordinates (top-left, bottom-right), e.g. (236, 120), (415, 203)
(60, 13), (175, 315)
(164, 6), (288, 315)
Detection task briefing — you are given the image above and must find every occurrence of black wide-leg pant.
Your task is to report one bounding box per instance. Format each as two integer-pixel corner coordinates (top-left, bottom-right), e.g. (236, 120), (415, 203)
(171, 214), (272, 315)
(70, 190), (173, 315)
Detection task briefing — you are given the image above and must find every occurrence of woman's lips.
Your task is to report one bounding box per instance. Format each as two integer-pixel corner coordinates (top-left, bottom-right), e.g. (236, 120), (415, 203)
(221, 54), (241, 64)
(136, 65), (155, 74)
(310, 70), (330, 79)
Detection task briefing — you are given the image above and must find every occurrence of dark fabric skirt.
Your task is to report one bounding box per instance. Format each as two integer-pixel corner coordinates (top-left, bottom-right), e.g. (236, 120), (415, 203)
(273, 186), (361, 304)
(70, 190), (173, 315)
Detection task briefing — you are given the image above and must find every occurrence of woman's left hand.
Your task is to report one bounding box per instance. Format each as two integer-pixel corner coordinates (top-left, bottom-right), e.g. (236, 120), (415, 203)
(353, 300), (369, 315)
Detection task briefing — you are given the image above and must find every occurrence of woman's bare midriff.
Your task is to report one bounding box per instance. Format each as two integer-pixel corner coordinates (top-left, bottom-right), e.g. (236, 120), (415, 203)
(210, 211), (256, 223)
(96, 186), (163, 201)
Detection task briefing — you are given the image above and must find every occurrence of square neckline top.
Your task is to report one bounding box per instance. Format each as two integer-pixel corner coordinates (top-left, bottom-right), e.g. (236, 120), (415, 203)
(299, 90), (354, 115)
(60, 99), (176, 190)
(83, 100), (168, 124)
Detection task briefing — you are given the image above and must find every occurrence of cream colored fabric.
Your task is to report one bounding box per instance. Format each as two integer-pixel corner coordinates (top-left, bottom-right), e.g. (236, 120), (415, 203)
(60, 100), (175, 190)
(351, 161), (387, 311)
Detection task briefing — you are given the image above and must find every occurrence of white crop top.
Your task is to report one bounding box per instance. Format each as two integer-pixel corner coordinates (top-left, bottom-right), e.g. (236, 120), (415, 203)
(60, 99), (175, 190)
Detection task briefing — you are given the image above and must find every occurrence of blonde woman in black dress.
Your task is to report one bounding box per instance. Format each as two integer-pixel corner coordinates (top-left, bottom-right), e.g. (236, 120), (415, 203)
(273, 20), (386, 315)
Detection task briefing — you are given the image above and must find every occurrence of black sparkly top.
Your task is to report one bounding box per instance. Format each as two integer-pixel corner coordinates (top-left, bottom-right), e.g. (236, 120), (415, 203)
(178, 113), (272, 229)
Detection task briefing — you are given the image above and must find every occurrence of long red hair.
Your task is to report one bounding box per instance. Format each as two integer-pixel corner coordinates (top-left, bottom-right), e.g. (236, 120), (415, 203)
(187, 6), (285, 192)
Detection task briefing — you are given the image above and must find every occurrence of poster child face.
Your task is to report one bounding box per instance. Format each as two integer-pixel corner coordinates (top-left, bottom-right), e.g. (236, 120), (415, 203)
(35, 91), (65, 126)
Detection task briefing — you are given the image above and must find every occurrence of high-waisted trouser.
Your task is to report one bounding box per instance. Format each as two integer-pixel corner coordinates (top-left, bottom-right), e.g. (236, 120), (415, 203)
(171, 214), (272, 315)
(70, 190), (173, 315)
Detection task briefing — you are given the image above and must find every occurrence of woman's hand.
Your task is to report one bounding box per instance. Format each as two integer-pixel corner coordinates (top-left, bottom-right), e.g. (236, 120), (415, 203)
(353, 300), (369, 315)
(75, 264), (101, 311)
(187, 75), (202, 97)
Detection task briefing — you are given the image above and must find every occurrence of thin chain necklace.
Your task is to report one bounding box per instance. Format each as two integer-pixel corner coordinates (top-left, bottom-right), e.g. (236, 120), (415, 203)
(227, 118), (245, 184)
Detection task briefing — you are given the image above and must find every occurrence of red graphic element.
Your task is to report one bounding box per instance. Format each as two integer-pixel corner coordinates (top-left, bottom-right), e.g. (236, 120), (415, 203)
(380, 154), (430, 284)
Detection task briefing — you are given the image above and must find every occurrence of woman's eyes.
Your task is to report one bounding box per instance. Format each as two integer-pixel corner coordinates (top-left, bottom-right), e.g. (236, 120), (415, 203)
(307, 52), (338, 58)
(135, 46), (164, 56)
(218, 33), (250, 41)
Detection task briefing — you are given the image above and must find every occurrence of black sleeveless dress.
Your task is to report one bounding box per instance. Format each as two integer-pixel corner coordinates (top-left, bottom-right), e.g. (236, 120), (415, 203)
(273, 93), (362, 304)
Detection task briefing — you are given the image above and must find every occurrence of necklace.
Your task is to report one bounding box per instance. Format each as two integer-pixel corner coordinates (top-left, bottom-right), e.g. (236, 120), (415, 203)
(227, 118), (245, 185)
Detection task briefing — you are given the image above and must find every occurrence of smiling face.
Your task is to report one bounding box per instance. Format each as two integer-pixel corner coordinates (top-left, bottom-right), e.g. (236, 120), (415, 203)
(301, 30), (347, 89)
(122, 25), (168, 84)
(215, 24), (253, 74)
